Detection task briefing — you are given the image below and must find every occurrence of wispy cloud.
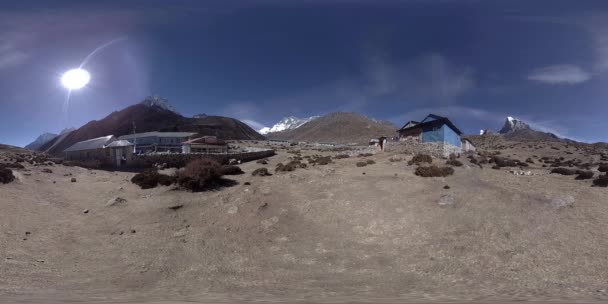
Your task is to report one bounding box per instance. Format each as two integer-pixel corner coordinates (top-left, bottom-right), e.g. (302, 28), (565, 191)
(527, 64), (591, 84)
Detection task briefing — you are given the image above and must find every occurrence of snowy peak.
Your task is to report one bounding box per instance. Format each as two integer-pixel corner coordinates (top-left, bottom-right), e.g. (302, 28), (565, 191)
(259, 116), (319, 134)
(140, 95), (178, 114)
(25, 132), (58, 151)
(499, 116), (531, 134)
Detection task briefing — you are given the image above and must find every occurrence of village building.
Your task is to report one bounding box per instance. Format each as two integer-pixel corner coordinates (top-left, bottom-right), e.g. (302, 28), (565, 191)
(397, 114), (463, 157)
(461, 138), (476, 153)
(182, 136), (228, 154)
(118, 132), (196, 153)
(64, 135), (134, 167)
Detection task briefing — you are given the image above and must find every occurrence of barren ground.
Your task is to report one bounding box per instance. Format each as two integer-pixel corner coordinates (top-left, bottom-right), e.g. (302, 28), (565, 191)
(1, 141), (608, 303)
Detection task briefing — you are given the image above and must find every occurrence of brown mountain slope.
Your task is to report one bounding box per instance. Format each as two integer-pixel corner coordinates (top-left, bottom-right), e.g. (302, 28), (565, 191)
(269, 112), (396, 144)
(40, 104), (264, 155)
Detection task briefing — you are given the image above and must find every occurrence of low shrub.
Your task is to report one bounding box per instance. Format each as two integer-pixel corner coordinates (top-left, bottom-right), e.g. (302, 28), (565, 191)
(0, 168), (15, 184)
(366, 159), (375, 165)
(252, 168), (272, 176)
(593, 174), (608, 187)
(415, 166), (454, 177)
(525, 158), (534, 164)
(408, 154), (432, 165)
(309, 156), (332, 166)
(550, 168), (576, 175)
(220, 165), (244, 175)
(356, 162), (367, 167)
(256, 159), (269, 165)
(177, 158), (227, 191)
(334, 154), (350, 159)
(575, 171), (594, 180)
(131, 169), (177, 189)
(389, 156), (403, 162)
(276, 160), (306, 172)
(446, 159), (463, 167)
(598, 164), (608, 173)
(1, 162), (24, 169)
(358, 153), (374, 157)
(491, 165), (500, 170)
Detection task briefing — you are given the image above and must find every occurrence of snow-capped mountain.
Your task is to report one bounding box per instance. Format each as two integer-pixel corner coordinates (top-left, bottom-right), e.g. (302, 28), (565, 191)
(140, 95), (178, 114)
(499, 116), (531, 134)
(259, 116), (319, 134)
(25, 132), (59, 150)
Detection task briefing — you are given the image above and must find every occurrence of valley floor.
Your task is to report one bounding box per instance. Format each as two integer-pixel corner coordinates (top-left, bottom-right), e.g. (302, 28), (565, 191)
(1, 145), (608, 302)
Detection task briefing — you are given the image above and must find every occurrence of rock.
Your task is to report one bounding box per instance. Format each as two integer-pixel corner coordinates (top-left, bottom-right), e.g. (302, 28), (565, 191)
(130, 229), (136, 234)
(83, 209), (89, 214)
(258, 202), (268, 210)
(443, 185), (450, 189)
(41, 168), (52, 173)
(438, 194), (455, 206)
(168, 204), (183, 211)
(228, 159), (240, 165)
(509, 170), (532, 176)
(70, 178), (77, 182)
(227, 206), (238, 214)
(244, 182), (251, 185)
(550, 195), (574, 209)
(106, 197), (127, 207)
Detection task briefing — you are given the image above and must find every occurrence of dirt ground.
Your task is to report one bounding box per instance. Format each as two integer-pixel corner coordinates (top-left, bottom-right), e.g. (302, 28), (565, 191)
(1, 142), (608, 303)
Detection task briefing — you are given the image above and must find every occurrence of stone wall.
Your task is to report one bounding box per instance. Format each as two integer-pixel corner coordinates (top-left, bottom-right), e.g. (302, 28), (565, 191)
(133, 149), (276, 168)
(386, 139), (462, 158)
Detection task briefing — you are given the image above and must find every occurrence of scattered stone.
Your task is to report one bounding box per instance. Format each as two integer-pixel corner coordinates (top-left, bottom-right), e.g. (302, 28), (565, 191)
(438, 194), (455, 206)
(259, 202), (268, 210)
(443, 185), (450, 189)
(130, 229), (136, 234)
(106, 197), (127, 207)
(41, 168), (52, 173)
(550, 195), (574, 209)
(70, 178), (77, 182)
(244, 182), (251, 185)
(83, 209), (89, 214)
(509, 170), (532, 176)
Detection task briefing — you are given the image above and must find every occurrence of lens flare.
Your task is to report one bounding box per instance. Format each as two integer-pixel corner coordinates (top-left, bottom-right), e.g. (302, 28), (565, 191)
(61, 68), (90, 90)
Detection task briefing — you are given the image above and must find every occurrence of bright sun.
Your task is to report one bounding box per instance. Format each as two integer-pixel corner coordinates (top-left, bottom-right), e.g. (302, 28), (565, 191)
(61, 68), (90, 90)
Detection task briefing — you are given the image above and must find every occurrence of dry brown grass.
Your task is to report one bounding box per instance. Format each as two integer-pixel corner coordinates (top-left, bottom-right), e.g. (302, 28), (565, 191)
(408, 154), (433, 165)
(415, 165), (454, 177)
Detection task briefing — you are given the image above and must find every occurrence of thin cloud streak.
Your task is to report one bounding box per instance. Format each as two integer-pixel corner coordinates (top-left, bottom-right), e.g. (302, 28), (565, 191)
(527, 64), (591, 84)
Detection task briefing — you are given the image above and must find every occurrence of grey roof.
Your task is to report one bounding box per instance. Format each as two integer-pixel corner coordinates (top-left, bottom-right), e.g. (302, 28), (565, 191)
(64, 135), (115, 152)
(105, 140), (134, 148)
(118, 132), (196, 140)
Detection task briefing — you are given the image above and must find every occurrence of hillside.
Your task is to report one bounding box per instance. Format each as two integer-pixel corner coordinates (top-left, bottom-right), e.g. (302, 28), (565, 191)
(269, 112), (396, 144)
(40, 101), (264, 155)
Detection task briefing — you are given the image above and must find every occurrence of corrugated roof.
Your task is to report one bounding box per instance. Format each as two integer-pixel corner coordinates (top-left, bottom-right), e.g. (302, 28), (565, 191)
(118, 132), (196, 140)
(105, 140), (134, 148)
(183, 136), (226, 145)
(64, 135), (115, 152)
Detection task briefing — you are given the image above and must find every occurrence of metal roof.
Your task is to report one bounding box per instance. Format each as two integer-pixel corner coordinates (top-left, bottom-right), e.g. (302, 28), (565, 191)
(399, 114), (463, 135)
(105, 140), (134, 148)
(64, 135), (115, 152)
(118, 132), (196, 140)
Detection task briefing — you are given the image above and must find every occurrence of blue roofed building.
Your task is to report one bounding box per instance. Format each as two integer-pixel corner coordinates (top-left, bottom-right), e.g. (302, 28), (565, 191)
(397, 114), (463, 157)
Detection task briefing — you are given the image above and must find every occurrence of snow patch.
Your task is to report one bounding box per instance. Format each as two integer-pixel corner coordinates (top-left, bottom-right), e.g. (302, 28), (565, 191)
(259, 116), (319, 134)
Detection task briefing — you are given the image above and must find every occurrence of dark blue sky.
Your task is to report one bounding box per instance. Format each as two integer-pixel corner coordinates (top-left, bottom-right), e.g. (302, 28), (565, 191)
(2, 0), (608, 147)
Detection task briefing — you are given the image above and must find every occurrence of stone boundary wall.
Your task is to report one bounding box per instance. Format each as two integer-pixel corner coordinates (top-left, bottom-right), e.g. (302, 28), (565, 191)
(134, 149), (276, 168)
(387, 140), (461, 158)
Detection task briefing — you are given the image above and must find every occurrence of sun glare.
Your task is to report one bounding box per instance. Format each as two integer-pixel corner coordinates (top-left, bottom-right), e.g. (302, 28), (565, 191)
(61, 68), (90, 90)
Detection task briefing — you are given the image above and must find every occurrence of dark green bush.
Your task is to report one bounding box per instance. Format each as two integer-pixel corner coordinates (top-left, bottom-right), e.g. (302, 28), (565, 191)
(408, 154), (432, 165)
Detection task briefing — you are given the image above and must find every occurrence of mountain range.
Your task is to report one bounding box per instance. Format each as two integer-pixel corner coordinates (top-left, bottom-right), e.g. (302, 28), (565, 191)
(38, 97), (264, 155)
(268, 112), (397, 144)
